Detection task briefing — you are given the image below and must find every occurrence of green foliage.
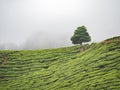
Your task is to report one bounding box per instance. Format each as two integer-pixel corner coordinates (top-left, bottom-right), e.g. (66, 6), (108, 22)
(71, 26), (91, 45)
(0, 36), (120, 90)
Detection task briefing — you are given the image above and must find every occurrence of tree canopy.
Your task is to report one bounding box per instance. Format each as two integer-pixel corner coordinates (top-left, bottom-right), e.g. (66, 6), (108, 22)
(71, 26), (91, 45)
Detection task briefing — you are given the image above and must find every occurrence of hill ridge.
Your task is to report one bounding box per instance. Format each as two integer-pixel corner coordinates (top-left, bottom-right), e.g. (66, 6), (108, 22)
(0, 36), (120, 90)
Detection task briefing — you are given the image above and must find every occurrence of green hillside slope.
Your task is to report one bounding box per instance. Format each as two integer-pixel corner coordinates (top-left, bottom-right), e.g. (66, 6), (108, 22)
(0, 36), (120, 90)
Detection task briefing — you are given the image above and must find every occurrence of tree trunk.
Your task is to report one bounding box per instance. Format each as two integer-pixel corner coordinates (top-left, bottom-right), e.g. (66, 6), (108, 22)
(79, 42), (82, 45)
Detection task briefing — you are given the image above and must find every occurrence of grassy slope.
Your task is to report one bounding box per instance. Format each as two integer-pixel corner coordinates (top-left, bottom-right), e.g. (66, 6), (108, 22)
(0, 36), (120, 90)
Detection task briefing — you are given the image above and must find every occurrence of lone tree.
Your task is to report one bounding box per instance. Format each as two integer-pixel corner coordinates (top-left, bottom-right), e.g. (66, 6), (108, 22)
(71, 26), (91, 45)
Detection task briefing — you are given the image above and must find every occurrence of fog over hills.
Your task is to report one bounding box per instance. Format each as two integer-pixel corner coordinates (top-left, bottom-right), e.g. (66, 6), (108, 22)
(21, 31), (72, 50)
(0, 0), (120, 50)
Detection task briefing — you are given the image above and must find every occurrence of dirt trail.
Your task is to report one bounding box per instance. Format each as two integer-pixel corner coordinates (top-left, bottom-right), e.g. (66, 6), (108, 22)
(2, 56), (8, 65)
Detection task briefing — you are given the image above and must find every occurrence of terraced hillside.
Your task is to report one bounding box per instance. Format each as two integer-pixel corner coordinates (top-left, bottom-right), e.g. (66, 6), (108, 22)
(0, 36), (120, 90)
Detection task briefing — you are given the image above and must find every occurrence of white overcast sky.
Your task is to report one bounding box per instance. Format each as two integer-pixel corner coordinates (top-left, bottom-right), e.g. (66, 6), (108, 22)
(0, 0), (120, 48)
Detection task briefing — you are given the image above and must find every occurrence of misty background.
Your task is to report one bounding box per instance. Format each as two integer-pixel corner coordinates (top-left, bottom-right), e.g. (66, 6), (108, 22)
(0, 0), (120, 50)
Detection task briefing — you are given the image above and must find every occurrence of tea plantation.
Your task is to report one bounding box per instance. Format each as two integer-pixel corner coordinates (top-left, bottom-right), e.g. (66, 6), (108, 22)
(0, 36), (120, 90)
